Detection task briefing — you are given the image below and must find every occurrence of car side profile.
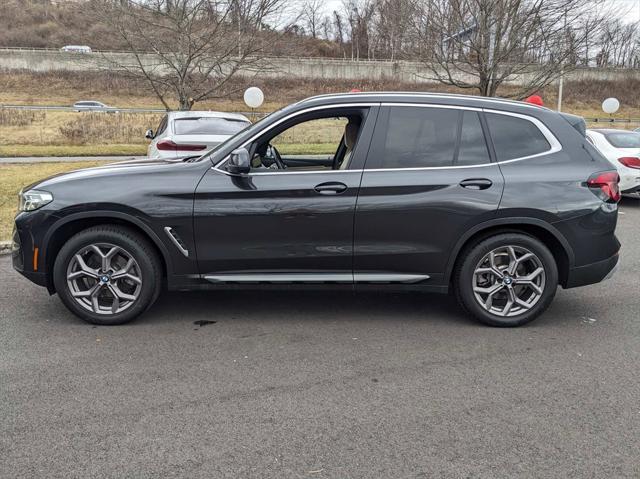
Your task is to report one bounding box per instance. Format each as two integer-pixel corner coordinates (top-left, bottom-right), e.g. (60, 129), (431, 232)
(13, 92), (621, 327)
(146, 111), (251, 159)
(73, 100), (115, 112)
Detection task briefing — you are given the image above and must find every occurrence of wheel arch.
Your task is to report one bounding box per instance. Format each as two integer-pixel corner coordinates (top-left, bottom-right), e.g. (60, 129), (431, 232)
(445, 218), (574, 288)
(42, 211), (172, 293)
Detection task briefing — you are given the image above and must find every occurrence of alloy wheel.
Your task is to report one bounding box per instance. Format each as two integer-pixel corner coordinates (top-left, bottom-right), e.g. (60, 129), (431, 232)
(472, 245), (546, 317)
(66, 243), (142, 315)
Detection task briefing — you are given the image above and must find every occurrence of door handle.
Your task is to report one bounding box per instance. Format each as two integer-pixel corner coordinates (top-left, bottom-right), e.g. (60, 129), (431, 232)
(459, 178), (493, 190)
(314, 182), (348, 195)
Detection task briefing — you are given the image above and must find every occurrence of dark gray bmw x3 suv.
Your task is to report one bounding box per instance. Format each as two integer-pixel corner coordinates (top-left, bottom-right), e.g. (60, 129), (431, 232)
(12, 92), (621, 326)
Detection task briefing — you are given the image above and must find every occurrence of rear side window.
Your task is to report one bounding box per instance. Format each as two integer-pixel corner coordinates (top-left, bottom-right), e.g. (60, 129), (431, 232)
(458, 111), (491, 166)
(174, 117), (250, 136)
(485, 113), (550, 161)
(374, 107), (459, 168)
(370, 107), (492, 169)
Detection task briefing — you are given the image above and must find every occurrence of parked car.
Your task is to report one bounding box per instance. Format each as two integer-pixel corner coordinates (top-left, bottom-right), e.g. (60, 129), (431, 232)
(60, 45), (92, 54)
(13, 93), (620, 327)
(146, 111), (251, 159)
(586, 129), (640, 197)
(73, 100), (116, 113)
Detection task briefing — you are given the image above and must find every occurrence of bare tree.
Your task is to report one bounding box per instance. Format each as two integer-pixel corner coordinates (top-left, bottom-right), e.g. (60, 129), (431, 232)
(415, 0), (608, 98)
(93, 0), (284, 110)
(301, 0), (324, 39)
(342, 0), (376, 60)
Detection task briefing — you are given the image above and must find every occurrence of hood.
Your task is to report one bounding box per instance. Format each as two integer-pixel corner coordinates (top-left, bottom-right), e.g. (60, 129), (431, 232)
(26, 157), (196, 191)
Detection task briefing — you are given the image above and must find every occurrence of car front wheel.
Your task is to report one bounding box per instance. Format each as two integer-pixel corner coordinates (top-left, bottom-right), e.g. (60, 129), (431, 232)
(454, 233), (558, 327)
(53, 225), (162, 325)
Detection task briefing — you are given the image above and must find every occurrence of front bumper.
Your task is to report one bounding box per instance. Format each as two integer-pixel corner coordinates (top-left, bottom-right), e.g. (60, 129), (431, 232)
(12, 214), (51, 289)
(564, 251), (619, 289)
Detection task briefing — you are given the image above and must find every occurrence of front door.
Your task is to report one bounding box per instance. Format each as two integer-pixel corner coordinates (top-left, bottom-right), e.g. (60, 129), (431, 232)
(194, 106), (378, 282)
(354, 105), (505, 287)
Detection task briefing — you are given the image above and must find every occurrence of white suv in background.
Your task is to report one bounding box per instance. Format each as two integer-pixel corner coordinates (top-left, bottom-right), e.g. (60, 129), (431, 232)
(146, 111), (251, 159)
(586, 128), (640, 197)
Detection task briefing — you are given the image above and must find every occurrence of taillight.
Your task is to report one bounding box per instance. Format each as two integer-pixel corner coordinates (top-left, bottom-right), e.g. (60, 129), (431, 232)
(156, 139), (206, 151)
(587, 171), (620, 203)
(618, 157), (640, 169)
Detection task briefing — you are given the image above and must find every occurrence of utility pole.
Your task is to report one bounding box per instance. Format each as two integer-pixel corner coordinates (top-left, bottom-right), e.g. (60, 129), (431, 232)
(557, 72), (563, 112)
(557, 7), (568, 112)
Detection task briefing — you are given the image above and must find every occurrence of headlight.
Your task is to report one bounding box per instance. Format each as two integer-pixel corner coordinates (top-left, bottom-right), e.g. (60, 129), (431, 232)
(18, 189), (53, 212)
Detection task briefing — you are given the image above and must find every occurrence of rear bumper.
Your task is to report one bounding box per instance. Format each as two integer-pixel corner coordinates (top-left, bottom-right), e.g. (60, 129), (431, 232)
(619, 170), (640, 193)
(564, 251), (619, 289)
(622, 184), (640, 195)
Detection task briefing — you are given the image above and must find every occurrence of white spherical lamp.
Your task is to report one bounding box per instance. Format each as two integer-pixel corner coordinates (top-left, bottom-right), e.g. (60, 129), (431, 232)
(602, 97), (620, 115)
(244, 87), (264, 109)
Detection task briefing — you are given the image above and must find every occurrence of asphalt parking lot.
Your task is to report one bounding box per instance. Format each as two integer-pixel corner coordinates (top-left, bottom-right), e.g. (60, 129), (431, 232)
(1, 200), (639, 479)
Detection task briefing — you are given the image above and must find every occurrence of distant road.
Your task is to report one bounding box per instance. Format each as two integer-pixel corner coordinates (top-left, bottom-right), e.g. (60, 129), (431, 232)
(0, 156), (144, 164)
(0, 104), (166, 113)
(0, 104), (263, 116)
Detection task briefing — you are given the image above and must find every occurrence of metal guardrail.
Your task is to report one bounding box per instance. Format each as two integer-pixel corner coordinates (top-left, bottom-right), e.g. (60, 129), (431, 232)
(0, 104), (166, 113)
(585, 118), (640, 124)
(0, 104), (265, 117)
(0, 105), (636, 123)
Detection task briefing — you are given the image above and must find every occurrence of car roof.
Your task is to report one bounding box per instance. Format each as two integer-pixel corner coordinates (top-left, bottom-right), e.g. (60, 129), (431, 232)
(296, 91), (552, 114)
(168, 110), (250, 121)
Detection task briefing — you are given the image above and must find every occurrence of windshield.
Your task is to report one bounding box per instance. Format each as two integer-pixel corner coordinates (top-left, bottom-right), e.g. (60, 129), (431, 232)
(603, 131), (640, 148)
(173, 117), (250, 136)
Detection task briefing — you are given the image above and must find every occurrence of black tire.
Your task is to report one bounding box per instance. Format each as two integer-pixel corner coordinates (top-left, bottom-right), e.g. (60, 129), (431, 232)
(53, 225), (162, 325)
(454, 233), (558, 327)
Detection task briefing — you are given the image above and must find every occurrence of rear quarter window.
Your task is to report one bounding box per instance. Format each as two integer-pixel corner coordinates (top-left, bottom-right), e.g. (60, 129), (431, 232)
(486, 113), (551, 161)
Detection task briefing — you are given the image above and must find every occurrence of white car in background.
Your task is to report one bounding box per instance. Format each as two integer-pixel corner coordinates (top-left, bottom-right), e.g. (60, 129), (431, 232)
(60, 45), (92, 53)
(146, 111), (251, 159)
(73, 100), (115, 112)
(586, 129), (640, 197)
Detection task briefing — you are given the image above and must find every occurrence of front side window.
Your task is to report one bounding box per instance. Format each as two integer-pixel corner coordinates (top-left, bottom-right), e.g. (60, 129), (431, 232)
(485, 113), (550, 161)
(241, 110), (366, 172)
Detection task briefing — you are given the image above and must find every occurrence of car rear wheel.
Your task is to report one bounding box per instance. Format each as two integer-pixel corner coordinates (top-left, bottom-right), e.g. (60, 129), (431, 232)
(454, 233), (558, 327)
(53, 225), (162, 325)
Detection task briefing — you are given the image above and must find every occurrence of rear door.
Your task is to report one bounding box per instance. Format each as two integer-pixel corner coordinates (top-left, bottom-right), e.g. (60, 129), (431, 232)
(353, 104), (504, 287)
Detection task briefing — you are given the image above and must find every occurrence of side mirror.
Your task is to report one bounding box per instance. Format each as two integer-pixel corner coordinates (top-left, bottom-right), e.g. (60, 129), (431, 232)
(227, 148), (250, 175)
(145, 129), (154, 140)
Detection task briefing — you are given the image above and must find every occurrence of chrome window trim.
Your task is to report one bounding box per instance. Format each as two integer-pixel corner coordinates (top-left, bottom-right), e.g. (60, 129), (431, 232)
(212, 102), (378, 176)
(211, 102), (562, 177)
